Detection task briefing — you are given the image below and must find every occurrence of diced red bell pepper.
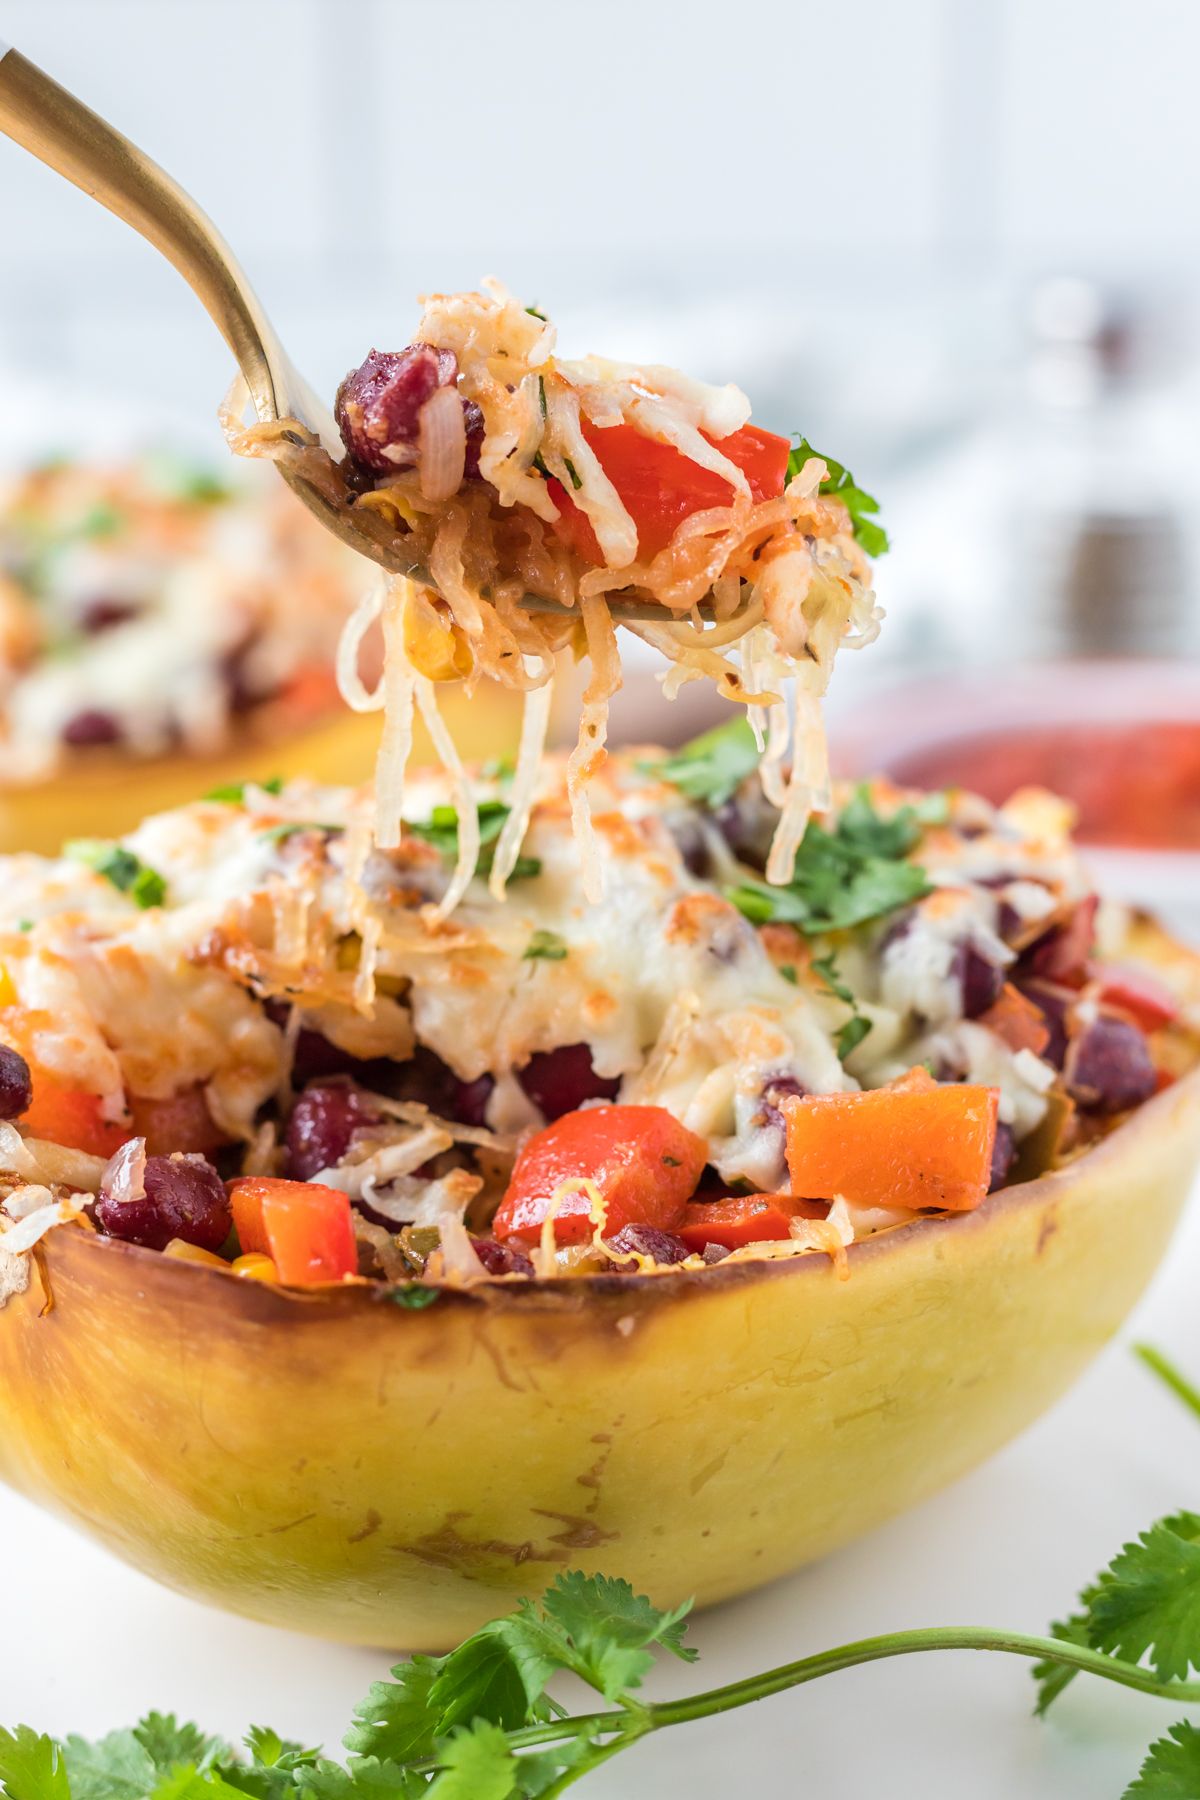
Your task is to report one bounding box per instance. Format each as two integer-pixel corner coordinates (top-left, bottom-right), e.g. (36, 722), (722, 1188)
(492, 1104), (707, 1245)
(228, 1176), (357, 1285)
(678, 1193), (827, 1253)
(785, 1077), (1000, 1214)
(0, 1006), (128, 1157)
(548, 421), (791, 565)
(1095, 965), (1180, 1033)
(978, 984), (1052, 1056)
(1027, 896), (1098, 986)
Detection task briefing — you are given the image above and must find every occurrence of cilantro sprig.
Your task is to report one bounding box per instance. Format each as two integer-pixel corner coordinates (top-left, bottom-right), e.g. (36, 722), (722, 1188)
(787, 436), (889, 557)
(8, 1346), (1200, 1798)
(810, 951), (873, 1061)
(727, 786), (944, 937)
(642, 716), (760, 809)
(64, 840), (167, 910)
(405, 801), (540, 884)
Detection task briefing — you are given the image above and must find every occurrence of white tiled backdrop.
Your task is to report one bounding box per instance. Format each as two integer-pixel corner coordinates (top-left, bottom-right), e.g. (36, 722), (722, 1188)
(2, 0), (1198, 469)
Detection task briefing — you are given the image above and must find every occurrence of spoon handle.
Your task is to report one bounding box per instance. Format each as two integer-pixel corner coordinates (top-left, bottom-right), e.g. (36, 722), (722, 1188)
(0, 44), (291, 428)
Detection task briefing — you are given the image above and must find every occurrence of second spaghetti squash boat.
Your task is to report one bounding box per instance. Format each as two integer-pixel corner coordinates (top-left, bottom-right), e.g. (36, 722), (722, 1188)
(0, 721), (1197, 1644)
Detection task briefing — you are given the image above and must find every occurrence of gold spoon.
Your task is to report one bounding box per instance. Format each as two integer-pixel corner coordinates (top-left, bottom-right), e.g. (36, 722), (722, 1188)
(0, 43), (687, 623)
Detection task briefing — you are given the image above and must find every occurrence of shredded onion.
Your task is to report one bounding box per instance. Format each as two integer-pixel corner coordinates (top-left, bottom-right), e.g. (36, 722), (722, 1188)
(414, 675), (480, 918)
(489, 681), (552, 900)
(102, 1136), (146, 1205)
(336, 578), (387, 714)
(434, 1209), (487, 1283)
(417, 386), (467, 503)
(372, 582), (416, 849)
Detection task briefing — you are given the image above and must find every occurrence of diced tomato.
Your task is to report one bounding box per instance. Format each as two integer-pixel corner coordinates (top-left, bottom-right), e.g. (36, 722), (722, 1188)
(785, 1077), (1000, 1214)
(978, 984), (1052, 1056)
(228, 1176), (356, 1285)
(1095, 965), (1180, 1033)
(548, 421), (791, 566)
(0, 1006), (128, 1157)
(129, 1085), (227, 1156)
(492, 1104), (707, 1245)
(678, 1193), (827, 1253)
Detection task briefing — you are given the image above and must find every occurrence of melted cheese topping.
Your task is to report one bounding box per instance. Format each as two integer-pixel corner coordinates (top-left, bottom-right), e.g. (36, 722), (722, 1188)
(0, 755), (1093, 1190)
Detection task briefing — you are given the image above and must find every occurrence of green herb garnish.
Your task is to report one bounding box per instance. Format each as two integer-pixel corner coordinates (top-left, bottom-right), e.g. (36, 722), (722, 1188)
(524, 929), (568, 962)
(726, 785), (936, 936)
(644, 716), (759, 808)
(76, 502), (123, 540)
(64, 841), (167, 910)
(406, 801), (540, 884)
(389, 1286), (441, 1311)
(13, 1343), (1200, 1798)
(787, 436), (889, 557)
(16, 920), (32, 934)
(525, 304), (548, 321)
(205, 776), (284, 804)
(810, 951), (874, 1062)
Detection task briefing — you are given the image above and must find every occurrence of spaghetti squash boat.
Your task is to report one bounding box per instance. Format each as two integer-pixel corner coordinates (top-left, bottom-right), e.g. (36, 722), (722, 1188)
(0, 724), (1197, 1646)
(0, 454), (406, 851)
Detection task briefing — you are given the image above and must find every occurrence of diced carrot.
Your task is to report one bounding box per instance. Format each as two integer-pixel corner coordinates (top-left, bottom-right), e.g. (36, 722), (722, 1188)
(228, 1176), (356, 1284)
(678, 1193), (827, 1253)
(785, 1079), (1000, 1213)
(978, 984), (1051, 1056)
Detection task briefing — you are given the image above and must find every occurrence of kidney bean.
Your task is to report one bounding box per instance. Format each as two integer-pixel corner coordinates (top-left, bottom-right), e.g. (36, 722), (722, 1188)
(0, 1045), (32, 1120)
(606, 1224), (691, 1267)
(1065, 1015), (1157, 1114)
(286, 1083), (381, 1180)
(471, 1237), (534, 1277)
(988, 1121), (1016, 1191)
(518, 1044), (620, 1121)
(336, 346), (459, 475)
(1014, 978), (1074, 1069)
(95, 1153), (230, 1252)
(79, 598), (140, 635)
(954, 942), (1005, 1019)
(61, 708), (122, 747)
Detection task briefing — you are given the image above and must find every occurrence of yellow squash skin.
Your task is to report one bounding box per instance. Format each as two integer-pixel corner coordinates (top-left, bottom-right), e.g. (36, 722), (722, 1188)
(1, 1067), (1198, 1650)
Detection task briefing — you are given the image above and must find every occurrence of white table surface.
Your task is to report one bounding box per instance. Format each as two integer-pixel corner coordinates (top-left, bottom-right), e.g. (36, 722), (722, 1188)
(5, 1193), (1200, 1800)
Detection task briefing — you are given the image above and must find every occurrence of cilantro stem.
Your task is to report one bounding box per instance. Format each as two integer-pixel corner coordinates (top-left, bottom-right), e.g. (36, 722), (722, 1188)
(1134, 1343), (1200, 1425)
(405, 1629), (1200, 1774)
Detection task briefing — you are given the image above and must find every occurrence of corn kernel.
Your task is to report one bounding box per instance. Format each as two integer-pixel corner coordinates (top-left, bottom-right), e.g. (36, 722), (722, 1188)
(162, 1238), (227, 1269)
(402, 588), (472, 682)
(232, 1252), (278, 1283)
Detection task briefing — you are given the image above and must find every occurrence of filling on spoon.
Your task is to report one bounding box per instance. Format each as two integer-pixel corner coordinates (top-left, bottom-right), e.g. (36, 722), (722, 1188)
(224, 281), (884, 904)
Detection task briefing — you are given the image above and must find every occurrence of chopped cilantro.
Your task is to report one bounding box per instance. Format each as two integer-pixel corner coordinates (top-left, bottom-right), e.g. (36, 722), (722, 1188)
(778, 963), (798, 985)
(205, 776), (284, 804)
(388, 1286), (441, 1311)
(562, 457), (583, 492)
(406, 801), (540, 883)
(65, 840), (167, 909)
(644, 716), (759, 808)
(726, 785), (933, 937)
(810, 951), (874, 1062)
(16, 920), (32, 934)
(525, 304), (548, 321)
(524, 929), (568, 962)
(787, 436), (889, 557)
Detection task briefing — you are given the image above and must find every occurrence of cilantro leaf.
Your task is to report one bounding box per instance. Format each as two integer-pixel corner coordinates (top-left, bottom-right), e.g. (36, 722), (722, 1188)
(425, 1722), (516, 1800)
(1124, 1722), (1200, 1797)
(205, 777), (284, 804)
(343, 1657), (443, 1764)
(295, 1760), (424, 1800)
(787, 437), (889, 557)
(810, 952), (853, 1005)
(405, 801), (540, 883)
(62, 1733), (152, 1800)
(426, 1626), (552, 1736)
(809, 953), (873, 1063)
(524, 930), (567, 962)
(0, 1728), (70, 1800)
(64, 841), (168, 910)
(135, 1719), (226, 1779)
(387, 1285), (440, 1310)
(836, 1015), (873, 1060)
(726, 785), (933, 937)
(645, 717), (758, 808)
(541, 1571), (697, 1699)
(1088, 1513), (1200, 1681)
(146, 1773), (245, 1800)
